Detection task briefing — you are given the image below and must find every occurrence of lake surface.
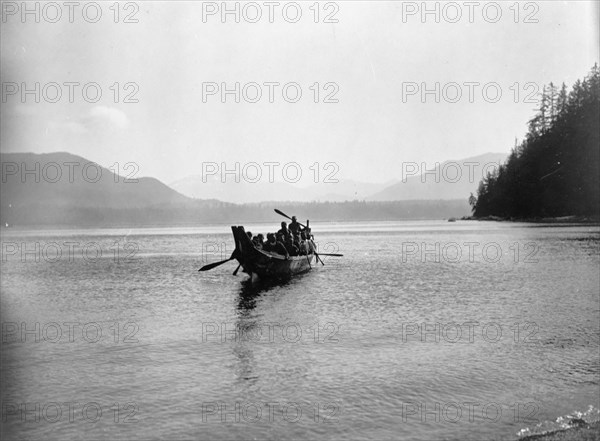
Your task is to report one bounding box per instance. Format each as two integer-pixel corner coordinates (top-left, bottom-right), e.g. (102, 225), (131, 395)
(1, 220), (599, 440)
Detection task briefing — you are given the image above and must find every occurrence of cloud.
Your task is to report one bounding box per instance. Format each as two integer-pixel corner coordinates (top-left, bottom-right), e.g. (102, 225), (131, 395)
(41, 106), (130, 137)
(4, 104), (128, 132)
(87, 106), (130, 130)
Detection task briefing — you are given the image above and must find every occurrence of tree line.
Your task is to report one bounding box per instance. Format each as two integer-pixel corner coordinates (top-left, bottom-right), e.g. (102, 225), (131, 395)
(473, 64), (599, 218)
(1, 199), (471, 227)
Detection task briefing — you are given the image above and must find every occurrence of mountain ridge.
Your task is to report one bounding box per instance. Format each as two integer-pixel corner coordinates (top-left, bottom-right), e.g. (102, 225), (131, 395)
(368, 152), (508, 201)
(0, 151), (482, 226)
(169, 153), (507, 203)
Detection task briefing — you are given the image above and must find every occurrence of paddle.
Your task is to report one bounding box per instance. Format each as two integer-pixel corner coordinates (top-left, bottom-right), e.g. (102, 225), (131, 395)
(198, 254), (235, 272)
(233, 264), (241, 276)
(274, 209), (307, 228)
(314, 253), (343, 257)
(275, 208), (343, 264)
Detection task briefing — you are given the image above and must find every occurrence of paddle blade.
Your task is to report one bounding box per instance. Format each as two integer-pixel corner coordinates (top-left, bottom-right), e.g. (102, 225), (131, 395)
(274, 209), (292, 220)
(274, 209), (306, 228)
(198, 255), (234, 272)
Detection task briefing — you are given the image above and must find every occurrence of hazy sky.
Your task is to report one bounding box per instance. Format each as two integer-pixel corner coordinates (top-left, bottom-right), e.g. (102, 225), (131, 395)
(1, 1), (598, 185)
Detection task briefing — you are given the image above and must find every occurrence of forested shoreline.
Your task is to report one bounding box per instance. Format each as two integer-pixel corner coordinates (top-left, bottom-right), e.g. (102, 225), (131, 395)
(473, 65), (600, 219)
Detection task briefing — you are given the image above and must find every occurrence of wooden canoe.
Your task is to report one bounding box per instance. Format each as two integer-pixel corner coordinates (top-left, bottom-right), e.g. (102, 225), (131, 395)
(231, 226), (315, 283)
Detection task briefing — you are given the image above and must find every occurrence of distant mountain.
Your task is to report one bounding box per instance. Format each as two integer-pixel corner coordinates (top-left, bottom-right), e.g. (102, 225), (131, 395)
(0, 152), (192, 226)
(368, 153), (508, 201)
(170, 174), (306, 203)
(171, 153), (509, 204)
(0, 151), (474, 227)
(302, 179), (399, 202)
(170, 174), (396, 203)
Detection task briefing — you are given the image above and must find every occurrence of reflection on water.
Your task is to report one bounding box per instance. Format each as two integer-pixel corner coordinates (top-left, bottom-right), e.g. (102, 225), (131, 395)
(237, 280), (261, 311)
(1, 221), (598, 441)
(234, 280), (261, 384)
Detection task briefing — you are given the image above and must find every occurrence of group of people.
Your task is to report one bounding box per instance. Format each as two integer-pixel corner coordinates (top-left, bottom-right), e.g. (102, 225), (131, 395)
(246, 216), (314, 258)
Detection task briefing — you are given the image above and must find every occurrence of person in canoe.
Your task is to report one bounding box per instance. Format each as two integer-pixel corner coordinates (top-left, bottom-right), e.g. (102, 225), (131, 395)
(295, 232), (308, 255)
(277, 221), (291, 239)
(305, 227), (313, 240)
(252, 233), (264, 249)
(263, 233), (289, 259)
(284, 235), (299, 256)
(289, 216), (302, 236)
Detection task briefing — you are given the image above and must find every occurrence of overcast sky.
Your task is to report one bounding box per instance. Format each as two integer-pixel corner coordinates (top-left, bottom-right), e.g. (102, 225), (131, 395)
(1, 1), (598, 185)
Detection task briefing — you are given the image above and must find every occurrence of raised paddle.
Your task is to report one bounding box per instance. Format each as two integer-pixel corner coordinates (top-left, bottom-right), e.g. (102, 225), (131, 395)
(198, 254), (235, 272)
(274, 209), (307, 228)
(275, 208), (343, 263)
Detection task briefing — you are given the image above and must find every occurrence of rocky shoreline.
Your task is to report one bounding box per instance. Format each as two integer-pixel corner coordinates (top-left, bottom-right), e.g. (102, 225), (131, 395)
(517, 421), (600, 440)
(461, 215), (600, 224)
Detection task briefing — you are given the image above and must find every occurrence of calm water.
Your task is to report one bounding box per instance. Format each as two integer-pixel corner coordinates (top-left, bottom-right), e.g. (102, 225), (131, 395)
(1, 221), (599, 440)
